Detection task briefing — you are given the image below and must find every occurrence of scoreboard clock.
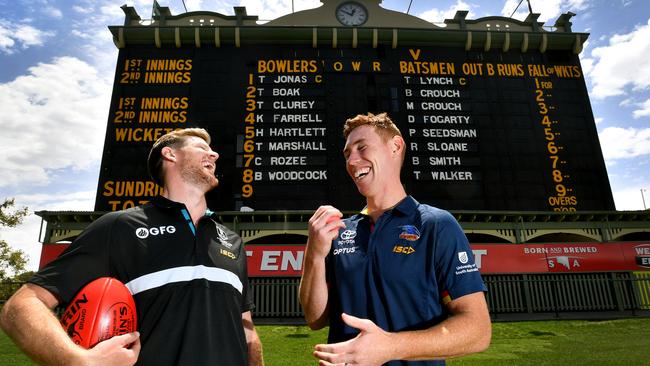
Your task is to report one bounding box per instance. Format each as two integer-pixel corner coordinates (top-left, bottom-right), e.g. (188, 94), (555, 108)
(335, 1), (369, 26)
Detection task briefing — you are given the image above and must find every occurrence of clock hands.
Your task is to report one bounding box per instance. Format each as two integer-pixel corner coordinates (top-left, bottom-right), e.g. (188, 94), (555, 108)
(336, 3), (366, 25)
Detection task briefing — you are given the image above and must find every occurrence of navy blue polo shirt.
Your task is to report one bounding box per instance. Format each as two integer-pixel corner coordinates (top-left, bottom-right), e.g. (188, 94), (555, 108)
(326, 196), (486, 366)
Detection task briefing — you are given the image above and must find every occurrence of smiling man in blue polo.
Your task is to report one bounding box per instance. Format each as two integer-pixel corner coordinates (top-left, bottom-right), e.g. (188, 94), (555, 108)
(300, 112), (491, 366)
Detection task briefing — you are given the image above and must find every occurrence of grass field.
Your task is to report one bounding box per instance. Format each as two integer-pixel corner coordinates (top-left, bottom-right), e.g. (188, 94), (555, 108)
(2, 318), (649, 365)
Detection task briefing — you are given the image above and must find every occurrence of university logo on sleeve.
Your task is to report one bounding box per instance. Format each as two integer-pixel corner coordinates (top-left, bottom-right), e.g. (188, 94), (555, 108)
(458, 251), (469, 264)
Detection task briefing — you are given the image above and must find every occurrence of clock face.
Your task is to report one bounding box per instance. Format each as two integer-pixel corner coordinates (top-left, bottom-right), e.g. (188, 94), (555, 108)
(335, 2), (368, 26)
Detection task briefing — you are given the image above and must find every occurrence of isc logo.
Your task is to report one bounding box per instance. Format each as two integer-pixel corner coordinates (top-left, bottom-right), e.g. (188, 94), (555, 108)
(135, 225), (176, 239)
(220, 248), (236, 259)
(392, 245), (415, 255)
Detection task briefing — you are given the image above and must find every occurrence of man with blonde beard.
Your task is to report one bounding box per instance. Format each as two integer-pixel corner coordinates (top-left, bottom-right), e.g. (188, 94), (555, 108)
(1, 128), (263, 366)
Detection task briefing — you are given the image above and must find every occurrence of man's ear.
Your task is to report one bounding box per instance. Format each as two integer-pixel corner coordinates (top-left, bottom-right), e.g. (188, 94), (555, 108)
(161, 146), (177, 163)
(391, 135), (405, 156)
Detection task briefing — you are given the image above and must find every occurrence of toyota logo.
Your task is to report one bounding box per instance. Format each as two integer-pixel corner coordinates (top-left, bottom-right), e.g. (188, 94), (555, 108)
(340, 230), (357, 240)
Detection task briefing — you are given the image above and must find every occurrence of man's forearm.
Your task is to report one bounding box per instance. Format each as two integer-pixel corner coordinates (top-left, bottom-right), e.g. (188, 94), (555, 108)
(390, 294), (491, 361)
(242, 311), (264, 366)
(298, 253), (329, 329)
(1, 285), (83, 366)
(248, 336), (264, 366)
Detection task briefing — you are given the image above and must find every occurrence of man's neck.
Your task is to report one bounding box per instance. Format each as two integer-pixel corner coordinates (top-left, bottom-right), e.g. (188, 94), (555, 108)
(365, 186), (407, 222)
(163, 184), (208, 225)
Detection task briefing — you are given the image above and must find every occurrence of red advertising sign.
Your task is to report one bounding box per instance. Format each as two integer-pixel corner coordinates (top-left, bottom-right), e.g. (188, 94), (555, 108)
(40, 242), (650, 276)
(39, 243), (68, 270)
(470, 245), (549, 273)
(621, 243), (650, 269)
(245, 245), (305, 277)
(474, 243), (629, 273)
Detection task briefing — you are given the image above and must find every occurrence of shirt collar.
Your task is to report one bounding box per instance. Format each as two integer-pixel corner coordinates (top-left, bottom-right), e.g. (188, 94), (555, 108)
(359, 195), (418, 217)
(152, 195), (185, 210)
(152, 196), (215, 218)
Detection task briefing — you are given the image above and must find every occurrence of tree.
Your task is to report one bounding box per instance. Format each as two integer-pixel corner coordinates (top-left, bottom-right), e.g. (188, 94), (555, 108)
(0, 198), (29, 280)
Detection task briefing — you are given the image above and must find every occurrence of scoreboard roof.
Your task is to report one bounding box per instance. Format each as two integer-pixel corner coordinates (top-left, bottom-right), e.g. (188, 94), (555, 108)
(110, 1), (585, 52)
(35, 209), (650, 248)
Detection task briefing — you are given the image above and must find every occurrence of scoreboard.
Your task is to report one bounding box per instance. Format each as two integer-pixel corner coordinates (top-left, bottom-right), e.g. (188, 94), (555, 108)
(95, 44), (614, 212)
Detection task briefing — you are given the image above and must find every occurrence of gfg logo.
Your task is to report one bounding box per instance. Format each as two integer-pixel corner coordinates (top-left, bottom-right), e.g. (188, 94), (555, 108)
(135, 225), (176, 239)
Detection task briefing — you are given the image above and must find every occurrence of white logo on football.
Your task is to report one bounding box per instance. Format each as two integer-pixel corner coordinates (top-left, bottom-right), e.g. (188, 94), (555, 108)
(135, 225), (176, 239)
(458, 251), (469, 264)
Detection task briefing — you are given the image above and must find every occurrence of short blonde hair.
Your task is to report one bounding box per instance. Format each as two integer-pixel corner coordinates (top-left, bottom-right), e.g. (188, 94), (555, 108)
(343, 112), (405, 165)
(343, 112), (402, 141)
(147, 128), (211, 186)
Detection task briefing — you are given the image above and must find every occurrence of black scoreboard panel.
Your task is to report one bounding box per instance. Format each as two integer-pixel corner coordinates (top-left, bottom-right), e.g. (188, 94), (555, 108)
(95, 44), (614, 212)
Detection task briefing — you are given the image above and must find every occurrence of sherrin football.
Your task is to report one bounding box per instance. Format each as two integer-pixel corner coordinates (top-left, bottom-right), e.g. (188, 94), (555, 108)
(60, 277), (137, 348)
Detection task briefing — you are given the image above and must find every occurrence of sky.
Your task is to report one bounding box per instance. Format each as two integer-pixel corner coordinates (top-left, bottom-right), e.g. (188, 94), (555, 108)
(0, 0), (649, 272)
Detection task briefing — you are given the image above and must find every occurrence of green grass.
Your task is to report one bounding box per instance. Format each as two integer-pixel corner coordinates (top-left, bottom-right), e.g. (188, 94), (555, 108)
(0, 328), (35, 366)
(448, 318), (650, 366)
(258, 325), (329, 365)
(2, 318), (650, 365)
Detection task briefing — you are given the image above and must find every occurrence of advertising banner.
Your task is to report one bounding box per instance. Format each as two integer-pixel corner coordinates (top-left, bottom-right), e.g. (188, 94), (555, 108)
(41, 242), (650, 275)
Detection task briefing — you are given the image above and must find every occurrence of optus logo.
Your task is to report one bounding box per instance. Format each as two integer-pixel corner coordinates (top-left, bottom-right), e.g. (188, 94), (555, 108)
(135, 225), (176, 239)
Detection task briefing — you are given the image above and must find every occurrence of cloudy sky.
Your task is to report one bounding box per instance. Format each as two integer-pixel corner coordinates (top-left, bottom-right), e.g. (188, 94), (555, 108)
(1, 0), (649, 272)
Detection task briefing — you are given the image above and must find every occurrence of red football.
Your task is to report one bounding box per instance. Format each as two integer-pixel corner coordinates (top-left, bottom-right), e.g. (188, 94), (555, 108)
(60, 277), (137, 348)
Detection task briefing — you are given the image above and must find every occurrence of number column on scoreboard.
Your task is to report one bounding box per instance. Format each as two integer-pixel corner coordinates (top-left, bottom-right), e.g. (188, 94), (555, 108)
(239, 73), (257, 205)
(531, 65), (578, 212)
(236, 59), (326, 210)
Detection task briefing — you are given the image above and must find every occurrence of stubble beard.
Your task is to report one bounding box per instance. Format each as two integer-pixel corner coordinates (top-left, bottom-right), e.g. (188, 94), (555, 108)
(181, 164), (219, 191)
